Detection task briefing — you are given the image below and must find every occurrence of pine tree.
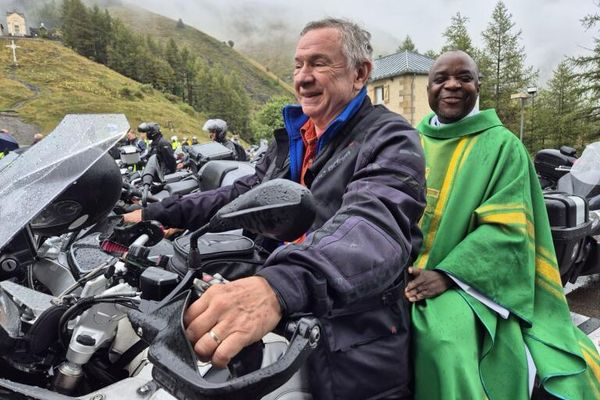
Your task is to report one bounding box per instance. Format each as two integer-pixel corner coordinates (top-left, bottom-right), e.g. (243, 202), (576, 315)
(165, 39), (185, 98)
(89, 7), (112, 64)
(573, 3), (600, 141)
(441, 12), (476, 56)
(61, 0), (94, 58)
(480, 1), (535, 130)
(397, 35), (417, 52)
(531, 60), (587, 150)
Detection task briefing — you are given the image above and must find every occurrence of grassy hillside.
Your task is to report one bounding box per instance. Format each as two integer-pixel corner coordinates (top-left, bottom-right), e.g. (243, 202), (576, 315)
(105, 3), (294, 106)
(0, 38), (213, 143)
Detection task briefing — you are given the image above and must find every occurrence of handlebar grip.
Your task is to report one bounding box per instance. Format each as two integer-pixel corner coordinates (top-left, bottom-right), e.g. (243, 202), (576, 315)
(128, 291), (320, 400)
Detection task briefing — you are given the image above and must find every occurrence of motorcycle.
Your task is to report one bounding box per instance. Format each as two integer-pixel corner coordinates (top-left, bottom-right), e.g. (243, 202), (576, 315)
(119, 141), (255, 208)
(0, 114), (320, 400)
(534, 142), (600, 285)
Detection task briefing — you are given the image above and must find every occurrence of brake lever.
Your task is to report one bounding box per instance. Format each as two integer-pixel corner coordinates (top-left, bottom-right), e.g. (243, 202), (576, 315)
(128, 291), (320, 400)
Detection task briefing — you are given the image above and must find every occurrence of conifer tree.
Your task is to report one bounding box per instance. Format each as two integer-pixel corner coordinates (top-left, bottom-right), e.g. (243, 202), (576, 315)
(397, 35), (417, 52)
(480, 1), (535, 129)
(442, 12), (476, 55)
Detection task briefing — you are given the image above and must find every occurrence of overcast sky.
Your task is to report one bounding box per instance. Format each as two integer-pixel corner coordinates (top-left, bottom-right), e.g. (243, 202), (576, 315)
(127, 0), (598, 83)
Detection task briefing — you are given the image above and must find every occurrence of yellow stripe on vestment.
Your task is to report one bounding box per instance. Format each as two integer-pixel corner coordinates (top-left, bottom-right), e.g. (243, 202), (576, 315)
(534, 275), (565, 302)
(476, 203), (525, 215)
(416, 137), (473, 268)
(579, 340), (600, 364)
(536, 256), (563, 287)
(581, 346), (600, 396)
(479, 212), (527, 226)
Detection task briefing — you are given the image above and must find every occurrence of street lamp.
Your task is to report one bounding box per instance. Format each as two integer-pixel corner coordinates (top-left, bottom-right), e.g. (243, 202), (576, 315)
(527, 87), (538, 143)
(511, 92), (529, 142)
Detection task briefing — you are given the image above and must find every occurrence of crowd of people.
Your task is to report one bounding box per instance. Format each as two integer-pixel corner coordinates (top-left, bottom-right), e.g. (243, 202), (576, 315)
(2, 16), (599, 400)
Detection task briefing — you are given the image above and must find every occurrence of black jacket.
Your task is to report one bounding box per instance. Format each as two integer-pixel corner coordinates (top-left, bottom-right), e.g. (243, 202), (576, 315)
(149, 135), (176, 175)
(144, 97), (426, 399)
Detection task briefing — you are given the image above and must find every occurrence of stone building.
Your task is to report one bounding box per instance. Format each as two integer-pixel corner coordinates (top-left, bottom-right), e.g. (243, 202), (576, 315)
(369, 50), (434, 126)
(6, 11), (26, 36)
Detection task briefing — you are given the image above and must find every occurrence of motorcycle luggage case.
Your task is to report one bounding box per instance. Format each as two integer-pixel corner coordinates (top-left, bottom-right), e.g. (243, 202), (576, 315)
(544, 192), (593, 283)
(168, 232), (263, 280)
(534, 149), (575, 181)
(119, 145), (141, 165)
(188, 142), (234, 164)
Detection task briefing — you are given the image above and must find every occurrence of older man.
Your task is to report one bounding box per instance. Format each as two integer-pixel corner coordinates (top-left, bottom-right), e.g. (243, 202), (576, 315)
(125, 18), (425, 399)
(406, 50), (600, 399)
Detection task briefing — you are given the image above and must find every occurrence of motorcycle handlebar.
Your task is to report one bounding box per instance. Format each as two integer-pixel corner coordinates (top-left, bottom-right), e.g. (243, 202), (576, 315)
(128, 291), (320, 400)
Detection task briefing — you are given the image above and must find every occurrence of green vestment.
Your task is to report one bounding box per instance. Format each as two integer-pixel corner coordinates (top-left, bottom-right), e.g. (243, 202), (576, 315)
(413, 109), (600, 399)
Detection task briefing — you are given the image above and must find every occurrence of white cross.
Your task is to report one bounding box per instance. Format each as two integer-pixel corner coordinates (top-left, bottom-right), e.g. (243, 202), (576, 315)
(5, 40), (20, 65)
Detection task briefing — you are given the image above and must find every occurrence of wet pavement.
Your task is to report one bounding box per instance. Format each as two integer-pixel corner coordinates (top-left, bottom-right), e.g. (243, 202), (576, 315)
(565, 274), (600, 352)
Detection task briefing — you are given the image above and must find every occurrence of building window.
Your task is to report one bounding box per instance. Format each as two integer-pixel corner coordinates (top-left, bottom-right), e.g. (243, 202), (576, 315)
(14, 25), (20, 34)
(374, 86), (384, 105)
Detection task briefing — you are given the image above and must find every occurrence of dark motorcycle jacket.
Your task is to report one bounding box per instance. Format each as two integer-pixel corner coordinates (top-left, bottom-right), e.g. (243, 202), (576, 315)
(143, 92), (426, 400)
(149, 135), (176, 175)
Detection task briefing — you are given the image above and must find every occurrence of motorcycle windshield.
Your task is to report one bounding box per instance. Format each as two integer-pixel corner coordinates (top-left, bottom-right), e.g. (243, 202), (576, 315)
(569, 141), (600, 199)
(0, 114), (128, 251)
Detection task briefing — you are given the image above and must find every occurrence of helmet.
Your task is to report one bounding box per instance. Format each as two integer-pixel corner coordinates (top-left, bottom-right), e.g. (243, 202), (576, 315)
(30, 152), (122, 236)
(171, 135), (178, 142)
(202, 119), (227, 142)
(137, 122), (161, 141)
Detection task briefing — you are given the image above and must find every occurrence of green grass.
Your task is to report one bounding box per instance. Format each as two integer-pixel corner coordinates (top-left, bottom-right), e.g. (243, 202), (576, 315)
(0, 38), (212, 142)
(106, 4), (294, 107)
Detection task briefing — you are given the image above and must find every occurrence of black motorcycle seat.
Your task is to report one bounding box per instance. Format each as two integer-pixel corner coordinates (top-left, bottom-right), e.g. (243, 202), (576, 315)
(164, 170), (193, 184)
(165, 179), (199, 196)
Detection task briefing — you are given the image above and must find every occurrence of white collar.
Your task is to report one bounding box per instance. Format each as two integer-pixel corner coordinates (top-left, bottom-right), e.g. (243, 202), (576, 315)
(430, 105), (480, 127)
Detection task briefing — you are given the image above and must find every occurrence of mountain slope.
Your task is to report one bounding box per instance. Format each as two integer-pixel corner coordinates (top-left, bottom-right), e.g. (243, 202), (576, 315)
(105, 3), (294, 105)
(0, 38), (210, 144)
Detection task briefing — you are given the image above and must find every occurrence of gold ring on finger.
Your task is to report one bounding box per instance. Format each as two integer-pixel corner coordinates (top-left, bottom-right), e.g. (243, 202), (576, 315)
(209, 330), (222, 345)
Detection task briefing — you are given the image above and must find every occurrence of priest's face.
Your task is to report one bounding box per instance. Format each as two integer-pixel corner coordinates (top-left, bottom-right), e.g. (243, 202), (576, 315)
(427, 51), (480, 123)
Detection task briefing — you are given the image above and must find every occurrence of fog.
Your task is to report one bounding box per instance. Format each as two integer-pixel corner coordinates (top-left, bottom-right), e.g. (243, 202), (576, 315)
(124, 0), (599, 82)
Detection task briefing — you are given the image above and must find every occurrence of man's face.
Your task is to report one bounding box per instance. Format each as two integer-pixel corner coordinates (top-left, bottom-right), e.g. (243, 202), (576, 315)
(209, 131), (217, 141)
(427, 52), (480, 123)
(127, 131), (135, 141)
(293, 27), (368, 131)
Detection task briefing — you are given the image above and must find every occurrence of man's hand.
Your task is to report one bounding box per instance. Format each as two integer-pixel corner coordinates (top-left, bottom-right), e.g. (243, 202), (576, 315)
(123, 209), (142, 224)
(183, 276), (282, 368)
(404, 267), (453, 302)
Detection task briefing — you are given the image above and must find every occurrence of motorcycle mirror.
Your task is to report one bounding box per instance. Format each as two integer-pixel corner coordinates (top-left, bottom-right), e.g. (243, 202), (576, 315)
(207, 179), (316, 242)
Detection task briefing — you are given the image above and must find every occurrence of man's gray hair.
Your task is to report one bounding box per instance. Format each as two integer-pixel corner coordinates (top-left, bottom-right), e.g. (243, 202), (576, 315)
(301, 18), (373, 72)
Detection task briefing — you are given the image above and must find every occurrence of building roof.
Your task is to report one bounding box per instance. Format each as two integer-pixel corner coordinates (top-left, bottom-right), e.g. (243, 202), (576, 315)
(6, 11), (25, 17)
(371, 50), (434, 82)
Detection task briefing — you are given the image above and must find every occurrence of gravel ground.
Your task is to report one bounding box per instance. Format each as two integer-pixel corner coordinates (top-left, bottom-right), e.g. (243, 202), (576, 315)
(0, 114), (40, 146)
(566, 274), (600, 319)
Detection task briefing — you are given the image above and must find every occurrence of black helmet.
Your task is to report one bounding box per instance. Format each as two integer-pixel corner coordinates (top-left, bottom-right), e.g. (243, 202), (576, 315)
(202, 119), (227, 142)
(138, 122), (161, 141)
(30, 152), (122, 236)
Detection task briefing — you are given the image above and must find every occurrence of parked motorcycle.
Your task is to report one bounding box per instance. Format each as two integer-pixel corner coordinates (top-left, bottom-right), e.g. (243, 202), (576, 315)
(534, 142), (600, 284)
(0, 114), (319, 400)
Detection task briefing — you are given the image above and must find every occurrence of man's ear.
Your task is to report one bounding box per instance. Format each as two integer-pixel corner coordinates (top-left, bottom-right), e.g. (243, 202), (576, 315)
(354, 61), (372, 90)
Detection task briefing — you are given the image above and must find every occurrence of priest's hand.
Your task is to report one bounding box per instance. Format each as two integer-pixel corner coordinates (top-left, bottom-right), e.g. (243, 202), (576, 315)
(404, 267), (453, 302)
(183, 276), (282, 368)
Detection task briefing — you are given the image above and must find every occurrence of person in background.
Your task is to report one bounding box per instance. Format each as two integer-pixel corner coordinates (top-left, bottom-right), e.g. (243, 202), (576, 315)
(170, 135), (181, 151)
(137, 122), (176, 175)
(191, 136), (199, 145)
(406, 50), (600, 399)
(203, 119), (247, 161)
(0, 129), (18, 159)
(124, 18), (426, 399)
(31, 133), (44, 145)
(124, 129), (146, 152)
